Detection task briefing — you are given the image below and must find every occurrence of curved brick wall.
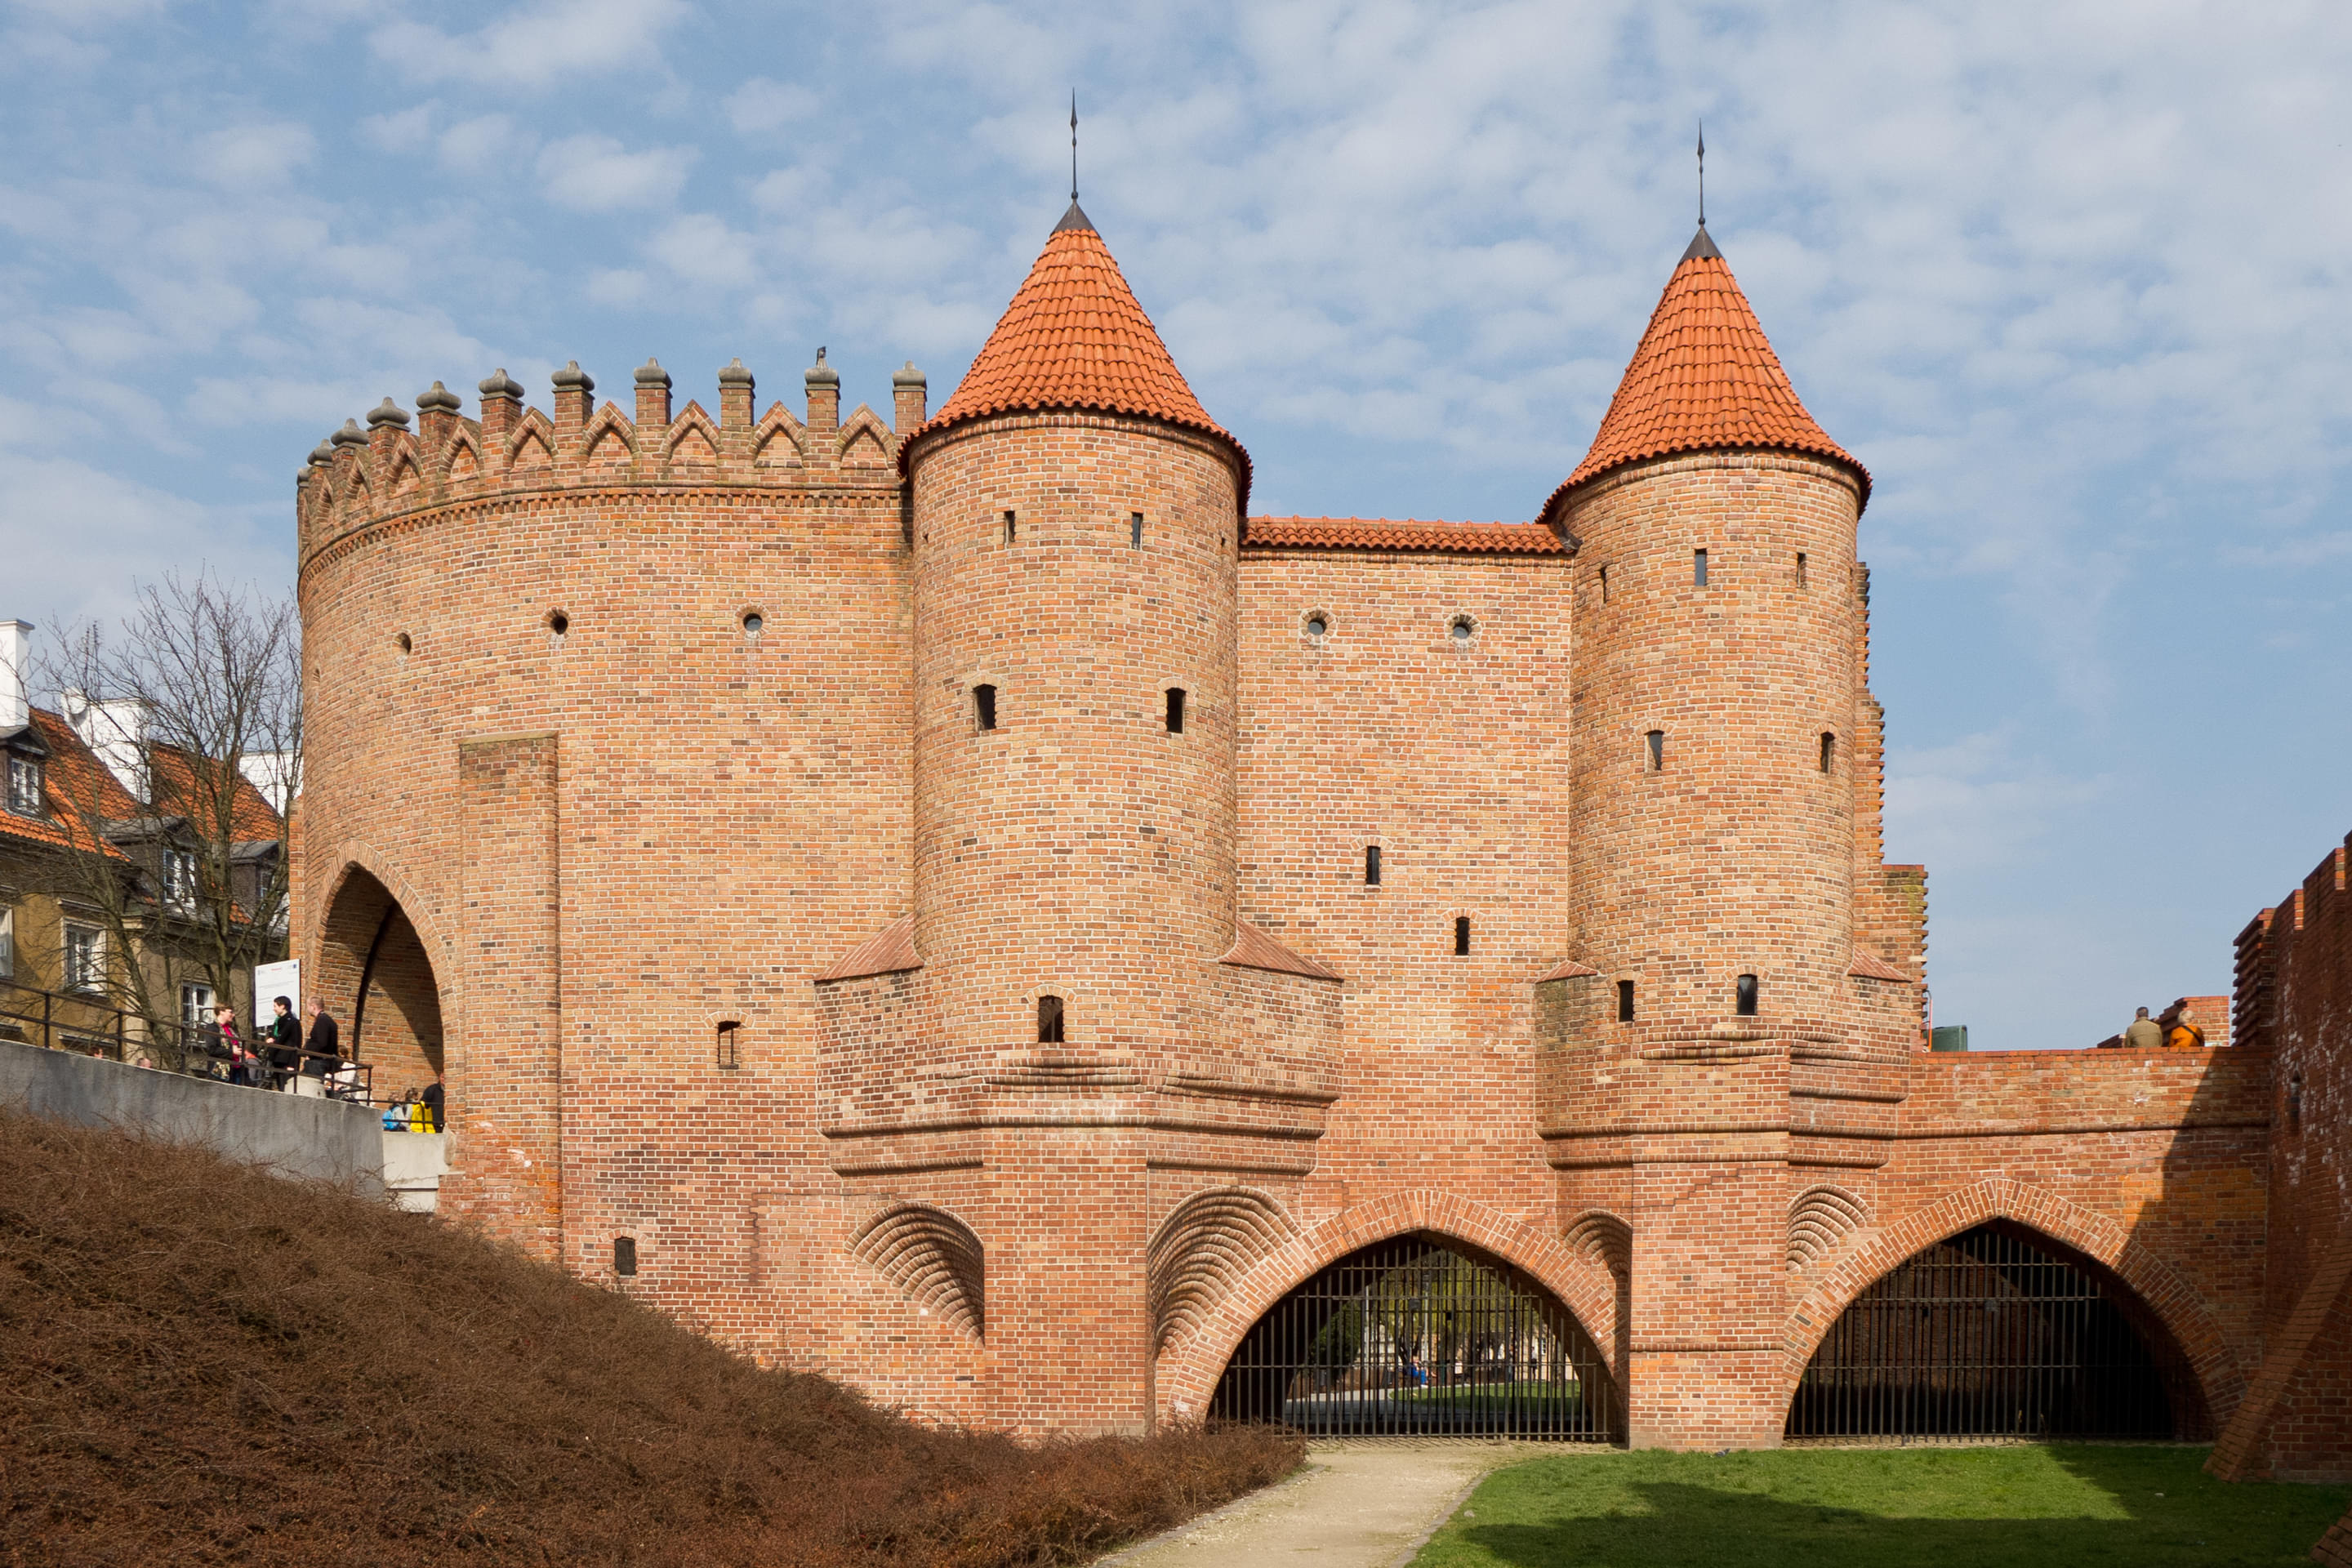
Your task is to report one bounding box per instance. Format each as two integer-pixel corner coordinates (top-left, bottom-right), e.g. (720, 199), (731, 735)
(1559, 449), (1864, 1034)
(906, 412), (1245, 1072)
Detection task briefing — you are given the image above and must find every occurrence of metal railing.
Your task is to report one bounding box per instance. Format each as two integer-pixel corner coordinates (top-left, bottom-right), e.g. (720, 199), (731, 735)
(1786, 1222), (2176, 1441)
(1, 977), (379, 1105)
(1210, 1232), (1615, 1440)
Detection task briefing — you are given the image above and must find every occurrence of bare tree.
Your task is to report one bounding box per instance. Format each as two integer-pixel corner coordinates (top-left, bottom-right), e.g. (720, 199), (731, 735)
(36, 572), (301, 1067)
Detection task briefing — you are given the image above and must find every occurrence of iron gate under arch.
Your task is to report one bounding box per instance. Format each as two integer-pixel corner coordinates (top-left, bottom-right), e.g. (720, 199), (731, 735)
(1209, 1232), (1615, 1440)
(1786, 1222), (2177, 1441)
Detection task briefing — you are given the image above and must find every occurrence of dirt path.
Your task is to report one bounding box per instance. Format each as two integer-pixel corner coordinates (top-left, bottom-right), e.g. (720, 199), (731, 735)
(1101, 1441), (1539, 1568)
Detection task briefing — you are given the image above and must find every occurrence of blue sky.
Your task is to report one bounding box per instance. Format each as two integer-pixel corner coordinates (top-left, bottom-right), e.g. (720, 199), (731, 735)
(2, 0), (2346, 1049)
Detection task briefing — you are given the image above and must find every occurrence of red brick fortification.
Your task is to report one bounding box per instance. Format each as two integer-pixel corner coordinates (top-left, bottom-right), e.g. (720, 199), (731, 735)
(2212, 835), (2352, 1482)
(289, 206), (2310, 1457)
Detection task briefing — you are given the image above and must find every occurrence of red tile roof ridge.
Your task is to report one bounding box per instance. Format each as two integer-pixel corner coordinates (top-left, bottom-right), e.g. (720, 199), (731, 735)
(912, 213), (1250, 509)
(1539, 232), (1868, 525)
(1245, 516), (1569, 555)
(1219, 918), (1341, 982)
(813, 915), (923, 983)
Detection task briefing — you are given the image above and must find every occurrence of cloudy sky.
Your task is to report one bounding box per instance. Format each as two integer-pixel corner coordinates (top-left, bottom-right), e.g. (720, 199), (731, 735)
(2, 0), (2345, 1049)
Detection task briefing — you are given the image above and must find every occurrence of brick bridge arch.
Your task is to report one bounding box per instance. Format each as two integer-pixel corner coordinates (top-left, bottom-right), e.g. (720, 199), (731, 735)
(1153, 1188), (1620, 1423)
(1783, 1177), (2245, 1433)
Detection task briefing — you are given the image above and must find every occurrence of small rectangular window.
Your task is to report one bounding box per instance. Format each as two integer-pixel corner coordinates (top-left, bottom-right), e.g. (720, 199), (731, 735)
(1037, 994), (1065, 1044)
(1165, 688), (1186, 733)
(1617, 979), (1636, 1022)
(1795, 551), (1809, 587)
(1130, 512), (1144, 548)
(1820, 732), (1836, 773)
(65, 924), (103, 993)
(1454, 916), (1471, 956)
(1736, 973), (1759, 1017)
(1365, 845), (1382, 886)
(5, 754), (40, 815)
(715, 1019), (741, 1069)
(973, 684), (997, 732)
(180, 982), (213, 1029)
(164, 848), (197, 908)
(1694, 549), (1708, 587)
(0, 906), (13, 980)
(614, 1236), (638, 1276)
(1597, 565), (1609, 604)
(1002, 510), (1017, 544)
(1645, 730), (1664, 772)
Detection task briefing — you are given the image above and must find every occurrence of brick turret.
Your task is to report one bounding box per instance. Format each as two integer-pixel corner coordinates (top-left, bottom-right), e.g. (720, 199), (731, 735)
(1538, 223), (1904, 1448)
(885, 200), (1297, 1433)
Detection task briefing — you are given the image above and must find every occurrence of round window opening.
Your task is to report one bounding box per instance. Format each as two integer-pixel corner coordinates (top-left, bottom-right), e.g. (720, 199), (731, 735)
(1450, 617), (1476, 644)
(742, 611), (764, 635)
(1305, 614), (1330, 638)
(547, 610), (570, 636)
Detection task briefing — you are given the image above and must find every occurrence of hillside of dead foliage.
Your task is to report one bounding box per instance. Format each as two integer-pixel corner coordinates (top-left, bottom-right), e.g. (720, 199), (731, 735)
(0, 1111), (1298, 1567)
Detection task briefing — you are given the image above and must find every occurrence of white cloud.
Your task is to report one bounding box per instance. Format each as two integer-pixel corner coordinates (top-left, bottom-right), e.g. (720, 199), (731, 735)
(361, 103), (438, 154)
(1884, 730), (2110, 875)
(537, 135), (695, 212)
(438, 114), (528, 174)
(726, 78), (820, 136)
(371, 0), (689, 91)
(197, 122), (318, 188)
(647, 214), (758, 289)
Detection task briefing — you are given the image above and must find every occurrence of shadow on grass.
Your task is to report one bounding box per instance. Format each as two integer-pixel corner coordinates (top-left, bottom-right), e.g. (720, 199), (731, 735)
(1424, 1446), (2350, 1568)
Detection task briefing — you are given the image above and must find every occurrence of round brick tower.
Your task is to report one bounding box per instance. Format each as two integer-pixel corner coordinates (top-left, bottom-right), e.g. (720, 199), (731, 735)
(1538, 222), (1878, 1450)
(1547, 224), (1870, 1037)
(899, 201), (1251, 1075)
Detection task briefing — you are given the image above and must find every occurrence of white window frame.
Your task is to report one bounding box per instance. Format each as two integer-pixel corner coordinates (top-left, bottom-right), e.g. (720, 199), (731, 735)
(64, 923), (104, 994)
(5, 754), (39, 816)
(164, 847), (198, 909)
(180, 982), (214, 1029)
(0, 906), (14, 979)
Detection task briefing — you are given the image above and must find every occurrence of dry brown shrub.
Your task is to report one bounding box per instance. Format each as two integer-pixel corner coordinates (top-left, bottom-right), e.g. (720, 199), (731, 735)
(0, 1112), (1301, 1566)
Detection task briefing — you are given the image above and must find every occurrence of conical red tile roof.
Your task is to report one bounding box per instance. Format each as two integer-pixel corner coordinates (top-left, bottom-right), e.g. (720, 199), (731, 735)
(1540, 227), (1867, 523)
(921, 204), (1242, 470)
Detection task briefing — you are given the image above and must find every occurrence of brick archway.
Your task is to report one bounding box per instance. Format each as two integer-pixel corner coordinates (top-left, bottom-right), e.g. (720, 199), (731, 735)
(315, 842), (459, 1009)
(314, 846), (455, 1091)
(1783, 1178), (2245, 1432)
(1154, 1189), (1620, 1422)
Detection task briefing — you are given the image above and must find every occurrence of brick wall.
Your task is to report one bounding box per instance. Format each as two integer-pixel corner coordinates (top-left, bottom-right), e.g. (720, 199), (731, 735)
(2211, 834), (2352, 1482)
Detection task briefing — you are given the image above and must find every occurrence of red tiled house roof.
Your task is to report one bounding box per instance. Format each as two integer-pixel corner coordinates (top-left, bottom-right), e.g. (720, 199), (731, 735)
(915, 203), (1250, 508)
(1540, 227), (1868, 525)
(145, 743), (283, 842)
(0, 710), (140, 859)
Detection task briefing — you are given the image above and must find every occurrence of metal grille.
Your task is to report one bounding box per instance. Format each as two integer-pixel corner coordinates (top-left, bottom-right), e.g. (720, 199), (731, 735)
(1209, 1232), (1615, 1440)
(1787, 1223), (2175, 1441)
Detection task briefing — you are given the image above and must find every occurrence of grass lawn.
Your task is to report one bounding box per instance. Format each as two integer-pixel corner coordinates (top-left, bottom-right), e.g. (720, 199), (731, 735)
(1410, 1445), (2350, 1568)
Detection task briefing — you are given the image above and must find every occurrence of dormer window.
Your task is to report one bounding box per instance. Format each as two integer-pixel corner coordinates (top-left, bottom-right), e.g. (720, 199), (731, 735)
(5, 754), (40, 816)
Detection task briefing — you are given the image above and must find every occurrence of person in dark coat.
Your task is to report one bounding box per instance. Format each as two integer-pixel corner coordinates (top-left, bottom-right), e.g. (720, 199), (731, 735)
(304, 999), (341, 1076)
(266, 996), (302, 1088)
(421, 1071), (445, 1133)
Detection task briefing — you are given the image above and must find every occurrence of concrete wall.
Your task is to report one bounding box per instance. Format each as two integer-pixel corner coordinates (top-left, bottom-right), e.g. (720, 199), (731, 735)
(0, 1039), (385, 1194)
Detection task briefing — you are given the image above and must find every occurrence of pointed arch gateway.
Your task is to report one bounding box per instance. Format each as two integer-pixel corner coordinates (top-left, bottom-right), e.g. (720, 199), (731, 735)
(314, 858), (448, 1095)
(1207, 1230), (1617, 1440)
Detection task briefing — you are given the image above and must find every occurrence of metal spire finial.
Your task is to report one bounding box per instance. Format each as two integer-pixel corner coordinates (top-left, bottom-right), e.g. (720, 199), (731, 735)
(1697, 119), (1706, 228)
(1071, 91), (1079, 204)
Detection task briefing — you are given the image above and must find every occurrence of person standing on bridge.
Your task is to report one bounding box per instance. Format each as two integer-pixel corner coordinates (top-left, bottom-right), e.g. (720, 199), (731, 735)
(303, 999), (340, 1077)
(2123, 1007), (2165, 1050)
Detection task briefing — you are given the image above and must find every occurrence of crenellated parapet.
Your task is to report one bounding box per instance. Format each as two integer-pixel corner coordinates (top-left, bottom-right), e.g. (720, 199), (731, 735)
(295, 351), (921, 566)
